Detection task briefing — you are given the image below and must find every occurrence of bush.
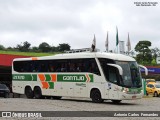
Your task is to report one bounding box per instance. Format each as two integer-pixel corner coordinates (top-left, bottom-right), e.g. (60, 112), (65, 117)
(0, 45), (5, 50)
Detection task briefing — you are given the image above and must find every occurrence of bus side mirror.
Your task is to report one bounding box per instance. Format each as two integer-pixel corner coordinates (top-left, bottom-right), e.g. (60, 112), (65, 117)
(107, 63), (123, 76)
(139, 65), (148, 76)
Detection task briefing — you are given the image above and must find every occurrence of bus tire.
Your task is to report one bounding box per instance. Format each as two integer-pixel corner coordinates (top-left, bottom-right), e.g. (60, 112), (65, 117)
(111, 100), (122, 104)
(34, 86), (42, 99)
(91, 89), (103, 103)
(52, 96), (62, 100)
(25, 86), (34, 99)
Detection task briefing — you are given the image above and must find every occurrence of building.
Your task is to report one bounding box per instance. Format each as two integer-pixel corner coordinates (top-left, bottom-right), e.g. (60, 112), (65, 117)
(0, 54), (30, 88)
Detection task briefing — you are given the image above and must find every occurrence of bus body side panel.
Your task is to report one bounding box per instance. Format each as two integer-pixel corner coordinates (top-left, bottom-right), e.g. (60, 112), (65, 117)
(12, 73), (39, 94)
(74, 82), (88, 97)
(12, 81), (25, 94)
(88, 75), (107, 99)
(107, 82), (120, 100)
(36, 73), (62, 96)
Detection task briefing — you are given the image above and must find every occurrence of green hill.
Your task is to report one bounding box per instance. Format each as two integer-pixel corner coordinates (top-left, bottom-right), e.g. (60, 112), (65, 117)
(0, 50), (60, 57)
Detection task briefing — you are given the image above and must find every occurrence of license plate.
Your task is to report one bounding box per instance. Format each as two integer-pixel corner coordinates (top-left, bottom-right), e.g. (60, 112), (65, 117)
(132, 96), (136, 99)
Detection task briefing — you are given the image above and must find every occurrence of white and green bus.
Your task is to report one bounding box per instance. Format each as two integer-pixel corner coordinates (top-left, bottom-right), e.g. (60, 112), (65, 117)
(12, 52), (147, 103)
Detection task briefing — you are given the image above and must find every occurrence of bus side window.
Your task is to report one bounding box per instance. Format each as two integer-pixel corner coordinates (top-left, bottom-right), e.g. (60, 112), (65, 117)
(13, 61), (24, 72)
(37, 62), (46, 72)
(89, 62), (96, 73)
(108, 66), (118, 84)
(87, 59), (100, 76)
(48, 63), (55, 72)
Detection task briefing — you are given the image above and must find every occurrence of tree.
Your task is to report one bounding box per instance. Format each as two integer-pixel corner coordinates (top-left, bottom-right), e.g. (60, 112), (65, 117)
(57, 43), (70, 52)
(0, 44), (5, 50)
(39, 42), (51, 52)
(135, 40), (152, 64)
(6, 47), (15, 51)
(151, 47), (160, 59)
(17, 41), (31, 52)
(51, 46), (59, 52)
(31, 46), (39, 52)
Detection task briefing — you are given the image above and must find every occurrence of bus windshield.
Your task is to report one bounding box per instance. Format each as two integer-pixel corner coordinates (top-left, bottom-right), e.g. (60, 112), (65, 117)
(116, 61), (142, 88)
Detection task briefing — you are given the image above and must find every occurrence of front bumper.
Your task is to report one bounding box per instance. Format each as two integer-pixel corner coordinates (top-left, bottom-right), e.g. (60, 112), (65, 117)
(119, 92), (143, 100)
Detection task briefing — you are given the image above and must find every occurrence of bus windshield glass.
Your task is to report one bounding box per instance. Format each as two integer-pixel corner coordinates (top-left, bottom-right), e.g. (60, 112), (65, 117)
(116, 61), (142, 88)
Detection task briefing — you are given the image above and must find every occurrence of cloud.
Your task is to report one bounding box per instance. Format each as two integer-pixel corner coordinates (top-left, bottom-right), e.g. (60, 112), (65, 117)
(0, 0), (159, 51)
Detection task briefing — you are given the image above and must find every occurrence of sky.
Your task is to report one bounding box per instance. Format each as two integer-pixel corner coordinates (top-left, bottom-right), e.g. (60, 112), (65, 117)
(0, 0), (159, 52)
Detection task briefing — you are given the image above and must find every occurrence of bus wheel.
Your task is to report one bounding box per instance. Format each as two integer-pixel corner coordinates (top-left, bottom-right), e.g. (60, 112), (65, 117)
(25, 86), (34, 99)
(52, 96), (62, 100)
(111, 100), (122, 104)
(91, 89), (103, 103)
(34, 87), (42, 99)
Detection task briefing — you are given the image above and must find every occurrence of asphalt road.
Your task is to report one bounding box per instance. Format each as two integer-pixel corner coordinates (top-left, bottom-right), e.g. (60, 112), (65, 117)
(0, 96), (160, 120)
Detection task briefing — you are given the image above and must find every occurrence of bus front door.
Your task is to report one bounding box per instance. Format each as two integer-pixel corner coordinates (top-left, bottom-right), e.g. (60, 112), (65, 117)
(108, 66), (119, 99)
(108, 83), (119, 99)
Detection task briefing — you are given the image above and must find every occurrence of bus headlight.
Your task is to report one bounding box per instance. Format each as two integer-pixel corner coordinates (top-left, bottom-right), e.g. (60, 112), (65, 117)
(123, 90), (128, 93)
(122, 88), (129, 93)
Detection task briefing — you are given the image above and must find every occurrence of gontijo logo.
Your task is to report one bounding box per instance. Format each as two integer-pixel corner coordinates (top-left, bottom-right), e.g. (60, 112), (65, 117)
(57, 74), (93, 82)
(63, 76), (84, 81)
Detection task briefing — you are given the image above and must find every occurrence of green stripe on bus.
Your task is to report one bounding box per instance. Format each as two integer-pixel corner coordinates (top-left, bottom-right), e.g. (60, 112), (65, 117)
(89, 74), (93, 82)
(12, 74), (37, 81)
(48, 82), (54, 89)
(57, 74), (93, 82)
(12, 74), (93, 82)
(32, 74), (37, 81)
(45, 74), (51, 81)
(12, 74), (32, 81)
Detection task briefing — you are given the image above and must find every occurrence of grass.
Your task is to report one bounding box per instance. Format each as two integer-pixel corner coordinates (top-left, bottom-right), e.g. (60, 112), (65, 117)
(0, 50), (60, 57)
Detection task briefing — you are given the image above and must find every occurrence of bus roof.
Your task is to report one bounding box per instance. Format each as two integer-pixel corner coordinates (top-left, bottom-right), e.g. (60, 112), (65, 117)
(13, 52), (136, 62)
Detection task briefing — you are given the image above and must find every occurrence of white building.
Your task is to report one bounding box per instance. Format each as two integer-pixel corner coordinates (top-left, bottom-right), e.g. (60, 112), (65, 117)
(156, 56), (160, 64)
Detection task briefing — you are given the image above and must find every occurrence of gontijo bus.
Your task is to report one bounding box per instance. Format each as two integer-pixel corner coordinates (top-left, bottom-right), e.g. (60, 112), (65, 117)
(12, 52), (148, 103)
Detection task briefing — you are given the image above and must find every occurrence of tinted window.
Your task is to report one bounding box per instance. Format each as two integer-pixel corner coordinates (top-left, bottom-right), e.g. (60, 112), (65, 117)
(13, 58), (101, 75)
(108, 66), (119, 84)
(98, 58), (122, 85)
